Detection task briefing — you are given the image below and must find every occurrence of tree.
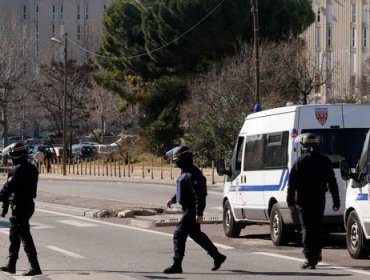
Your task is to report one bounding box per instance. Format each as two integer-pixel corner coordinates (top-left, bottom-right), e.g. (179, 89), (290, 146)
(0, 15), (34, 146)
(185, 40), (319, 161)
(29, 60), (97, 138)
(95, 0), (315, 155)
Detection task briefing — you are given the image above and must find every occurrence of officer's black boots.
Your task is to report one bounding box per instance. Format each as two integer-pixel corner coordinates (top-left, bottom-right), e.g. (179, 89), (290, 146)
(212, 254), (226, 271)
(23, 257), (42, 276)
(301, 259), (316, 269)
(163, 258), (182, 274)
(0, 258), (17, 274)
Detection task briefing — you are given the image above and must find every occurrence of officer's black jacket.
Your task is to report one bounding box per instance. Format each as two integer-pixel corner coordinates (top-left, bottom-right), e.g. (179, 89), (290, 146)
(287, 150), (340, 209)
(0, 161), (38, 213)
(171, 165), (207, 216)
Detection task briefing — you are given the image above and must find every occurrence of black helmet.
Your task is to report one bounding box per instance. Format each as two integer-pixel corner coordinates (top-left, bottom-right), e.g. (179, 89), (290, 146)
(165, 145), (193, 163)
(299, 133), (320, 150)
(9, 142), (27, 159)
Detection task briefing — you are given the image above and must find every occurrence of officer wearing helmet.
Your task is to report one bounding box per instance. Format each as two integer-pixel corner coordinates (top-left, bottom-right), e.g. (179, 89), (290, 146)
(163, 145), (226, 274)
(287, 133), (340, 269)
(0, 143), (42, 276)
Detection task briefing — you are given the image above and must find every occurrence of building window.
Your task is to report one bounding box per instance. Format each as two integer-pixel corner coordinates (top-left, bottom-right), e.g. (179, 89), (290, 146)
(315, 51), (323, 70)
(351, 52), (357, 73)
(35, 5), (39, 21)
(316, 7), (321, 22)
(350, 75), (356, 94)
(77, 25), (81, 40)
(327, 4), (333, 24)
(363, 6), (369, 25)
(52, 5), (55, 20)
(35, 24), (39, 39)
(52, 24), (55, 38)
(352, 4), (357, 23)
(77, 4), (81, 20)
(352, 28), (357, 48)
(315, 27), (321, 47)
(85, 4), (89, 20)
(23, 5), (27, 20)
(363, 28), (368, 48)
(327, 27), (332, 47)
(60, 5), (64, 21)
(104, 5), (107, 12)
(327, 52), (333, 87)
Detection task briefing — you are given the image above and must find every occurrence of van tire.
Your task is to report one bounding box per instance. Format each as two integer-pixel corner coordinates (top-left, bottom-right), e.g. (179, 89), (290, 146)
(223, 200), (242, 238)
(270, 204), (290, 246)
(346, 211), (370, 259)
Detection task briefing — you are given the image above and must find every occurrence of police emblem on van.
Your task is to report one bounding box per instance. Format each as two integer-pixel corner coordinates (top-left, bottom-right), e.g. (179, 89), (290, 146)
(315, 108), (328, 125)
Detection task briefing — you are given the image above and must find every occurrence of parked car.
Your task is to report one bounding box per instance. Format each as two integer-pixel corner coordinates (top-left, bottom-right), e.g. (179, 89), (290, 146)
(71, 144), (97, 161)
(26, 144), (56, 163)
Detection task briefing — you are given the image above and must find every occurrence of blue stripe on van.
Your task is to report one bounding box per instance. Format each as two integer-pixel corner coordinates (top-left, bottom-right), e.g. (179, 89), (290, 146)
(356, 193), (368, 201)
(228, 169), (289, 192)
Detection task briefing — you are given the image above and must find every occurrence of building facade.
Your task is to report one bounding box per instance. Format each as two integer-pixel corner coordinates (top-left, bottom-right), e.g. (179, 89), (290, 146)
(0, 0), (111, 78)
(305, 0), (370, 103)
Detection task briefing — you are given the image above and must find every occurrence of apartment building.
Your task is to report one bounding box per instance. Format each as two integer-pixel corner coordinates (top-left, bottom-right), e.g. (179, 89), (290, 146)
(305, 0), (370, 103)
(0, 0), (111, 78)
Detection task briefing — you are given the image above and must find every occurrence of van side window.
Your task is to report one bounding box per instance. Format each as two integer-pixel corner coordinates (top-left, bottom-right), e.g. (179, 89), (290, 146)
(230, 136), (244, 178)
(264, 131), (289, 169)
(244, 134), (264, 171)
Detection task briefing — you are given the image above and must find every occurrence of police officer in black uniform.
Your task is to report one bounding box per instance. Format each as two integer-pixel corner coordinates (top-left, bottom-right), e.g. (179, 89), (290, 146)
(0, 143), (42, 276)
(163, 145), (226, 274)
(287, 133), (340, 269)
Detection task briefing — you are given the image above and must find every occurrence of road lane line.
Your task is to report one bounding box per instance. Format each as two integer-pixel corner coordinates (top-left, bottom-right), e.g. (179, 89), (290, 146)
(46, 245), (85, 259)
(58, 219), (97, 227)
(37, 208), (234, 250)
(255, 252), (370, 276)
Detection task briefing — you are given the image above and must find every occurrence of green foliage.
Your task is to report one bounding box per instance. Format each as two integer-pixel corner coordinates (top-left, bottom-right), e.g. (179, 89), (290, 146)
(95, 0), (315, 159)
(145, 105), (183, 155)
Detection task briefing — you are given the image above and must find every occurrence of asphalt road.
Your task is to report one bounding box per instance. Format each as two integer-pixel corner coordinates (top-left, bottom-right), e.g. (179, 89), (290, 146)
(0, 177), (368, 279)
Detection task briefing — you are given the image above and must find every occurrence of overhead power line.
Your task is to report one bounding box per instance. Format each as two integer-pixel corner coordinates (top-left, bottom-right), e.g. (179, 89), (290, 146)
(67, 0), (227, 61)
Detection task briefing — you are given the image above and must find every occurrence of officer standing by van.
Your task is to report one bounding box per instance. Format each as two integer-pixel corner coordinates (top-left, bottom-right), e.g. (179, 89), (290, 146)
(163, 145), (226, 274)
(287, 133), (340, 269)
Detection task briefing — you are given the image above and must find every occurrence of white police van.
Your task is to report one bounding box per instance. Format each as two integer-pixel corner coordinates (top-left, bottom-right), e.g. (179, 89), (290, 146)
(216, 104), (370, 246)
(340, 128), (370, 259)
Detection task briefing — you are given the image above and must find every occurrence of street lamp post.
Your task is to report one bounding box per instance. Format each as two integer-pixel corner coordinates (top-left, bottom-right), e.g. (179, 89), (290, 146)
(250, 0), (261, 111)
(51, 33), (68, 176)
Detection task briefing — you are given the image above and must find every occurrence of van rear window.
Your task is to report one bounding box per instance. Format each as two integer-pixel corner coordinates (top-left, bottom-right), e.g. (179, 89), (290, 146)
(302, 128), (369, 168)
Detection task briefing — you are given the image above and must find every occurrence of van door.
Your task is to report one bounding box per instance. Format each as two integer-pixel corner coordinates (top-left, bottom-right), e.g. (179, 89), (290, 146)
(356, 131), (370, 236)
(240, 134), (265, 220)
(225, 136), (245, 218)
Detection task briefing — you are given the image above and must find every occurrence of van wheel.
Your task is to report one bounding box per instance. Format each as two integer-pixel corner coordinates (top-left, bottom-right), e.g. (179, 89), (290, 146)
(346, 211), (370, 259)
(223, 200), (242, 238)
(270, 204), (290, 246)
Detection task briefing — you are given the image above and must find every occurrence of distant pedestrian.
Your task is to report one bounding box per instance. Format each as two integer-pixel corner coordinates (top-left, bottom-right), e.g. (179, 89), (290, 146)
(287, 133), (340, 269)
(163, 145), (226, 274)
(0, 143), (42, 276)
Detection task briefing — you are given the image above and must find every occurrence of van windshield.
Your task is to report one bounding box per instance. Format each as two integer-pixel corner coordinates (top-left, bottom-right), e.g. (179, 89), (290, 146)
(302, 128), (369, 168)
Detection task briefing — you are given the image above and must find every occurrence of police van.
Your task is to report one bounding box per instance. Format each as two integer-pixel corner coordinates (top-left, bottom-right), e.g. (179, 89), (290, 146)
(216, 104), (370, 245)
(340, 128), (370, 259)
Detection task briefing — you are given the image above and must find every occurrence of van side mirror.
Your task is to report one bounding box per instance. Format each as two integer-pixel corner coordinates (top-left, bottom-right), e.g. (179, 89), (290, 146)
(340, 160), (351, 180)
(216, 159), (231, 177)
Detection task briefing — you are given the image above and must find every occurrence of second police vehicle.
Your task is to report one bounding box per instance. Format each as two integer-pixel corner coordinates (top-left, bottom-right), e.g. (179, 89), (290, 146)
(217, 104), (370, 245)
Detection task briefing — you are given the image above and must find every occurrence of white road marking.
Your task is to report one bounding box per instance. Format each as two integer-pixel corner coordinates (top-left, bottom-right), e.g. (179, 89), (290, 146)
(46, 245), (85, 259)
(31, 221), (55, 229)
(255, 252), (370, 276)
(57, 219), (97, 227)
(0, 228), (9, 235)
(37, 208), (234, 250)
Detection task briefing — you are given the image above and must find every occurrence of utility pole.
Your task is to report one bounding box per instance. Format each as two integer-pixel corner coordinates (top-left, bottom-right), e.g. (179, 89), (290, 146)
(251, 0), (261, 111)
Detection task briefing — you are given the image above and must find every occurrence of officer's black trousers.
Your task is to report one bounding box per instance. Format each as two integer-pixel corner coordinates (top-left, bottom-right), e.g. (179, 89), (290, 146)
(173, 210), (219, 261)
(8, 210), (38, 261)
(298, 199), (325, 261)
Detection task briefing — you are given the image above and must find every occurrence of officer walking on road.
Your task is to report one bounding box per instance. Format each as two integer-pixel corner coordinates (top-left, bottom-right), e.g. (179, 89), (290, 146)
(163, 145), (226, 274)
(0, 143), (42, 276)
(287, 133), (340, 269)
